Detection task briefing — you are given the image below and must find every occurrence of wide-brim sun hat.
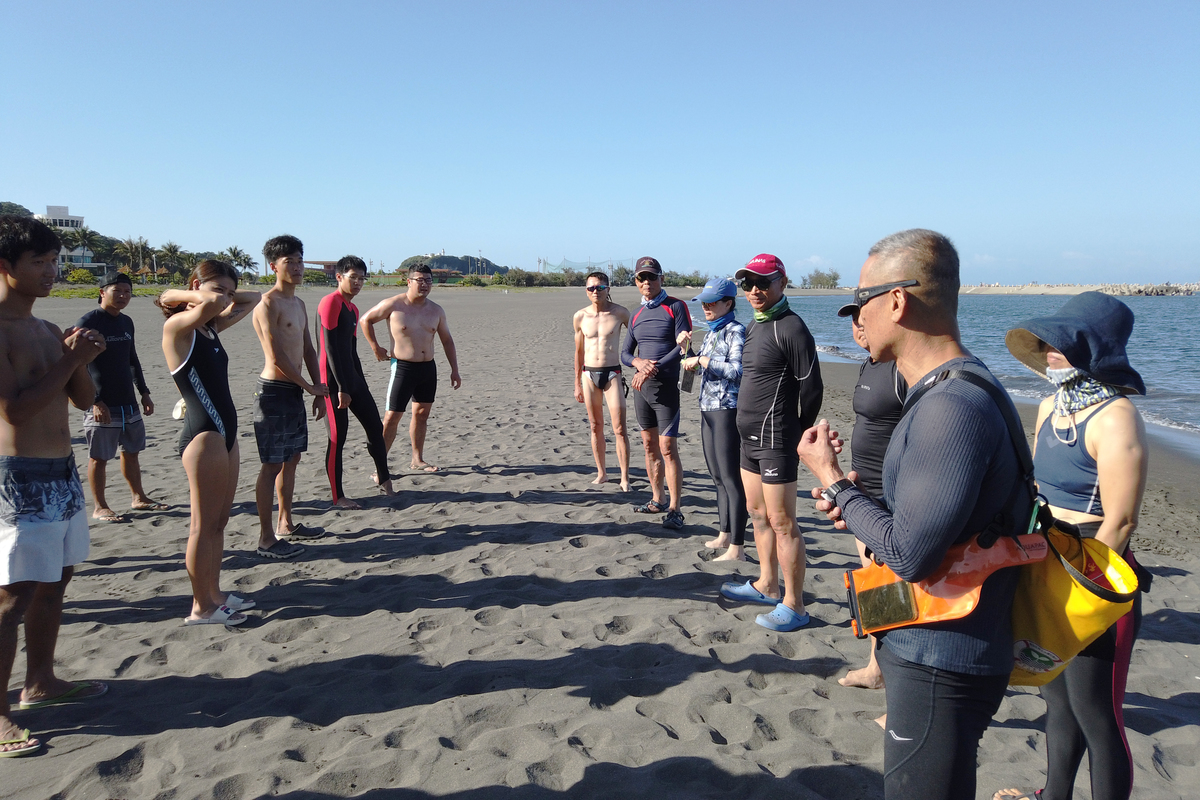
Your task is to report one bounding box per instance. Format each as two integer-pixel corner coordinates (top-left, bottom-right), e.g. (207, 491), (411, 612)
(693, 277), (738, 303)
(1004, 291), (1145, 395)
(734, 253), (786, 282)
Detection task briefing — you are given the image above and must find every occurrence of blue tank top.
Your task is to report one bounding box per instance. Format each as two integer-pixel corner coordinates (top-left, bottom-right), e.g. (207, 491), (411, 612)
(1034, 397), (1120, 515)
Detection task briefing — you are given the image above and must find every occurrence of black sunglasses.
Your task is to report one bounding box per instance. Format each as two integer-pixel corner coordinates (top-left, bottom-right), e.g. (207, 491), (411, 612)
(634, 272), (660, 282)
(585, 284), (609, 293)
(851, 279), (919, 309)
(739, 274), (778, 292)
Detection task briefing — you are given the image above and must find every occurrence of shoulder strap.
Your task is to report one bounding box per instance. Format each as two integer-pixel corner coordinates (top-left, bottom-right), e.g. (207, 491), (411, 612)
(906, 368), (1037, 546)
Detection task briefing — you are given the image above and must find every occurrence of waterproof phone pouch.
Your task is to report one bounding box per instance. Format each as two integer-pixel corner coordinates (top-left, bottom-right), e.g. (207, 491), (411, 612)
(679, 345), (697, 393)
(844, 532), (1048, 638)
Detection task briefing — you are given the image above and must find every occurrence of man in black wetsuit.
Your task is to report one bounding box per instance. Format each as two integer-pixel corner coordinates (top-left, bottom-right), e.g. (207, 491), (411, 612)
(798, 229), (1032, 800)
(719, 254), (822, 632)
(77, 271), (166, 522)
(317, 257), (396, 509)
(620, 256), (692, 530)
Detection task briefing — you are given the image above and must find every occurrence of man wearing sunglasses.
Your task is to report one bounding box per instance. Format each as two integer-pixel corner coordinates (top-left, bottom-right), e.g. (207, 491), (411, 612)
(797, 229), (1031, 800)
(719, 254), (823, 632)
(620, 256), (692, 529)
(573, 271), (631, 490)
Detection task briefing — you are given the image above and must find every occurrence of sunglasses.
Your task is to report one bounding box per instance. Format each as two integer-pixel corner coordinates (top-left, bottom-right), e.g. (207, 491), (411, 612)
(634, 273), (660, 282)
(585, 284), (609, 293)
(739, 274), (778, 292)
(850, 279), (918, 309)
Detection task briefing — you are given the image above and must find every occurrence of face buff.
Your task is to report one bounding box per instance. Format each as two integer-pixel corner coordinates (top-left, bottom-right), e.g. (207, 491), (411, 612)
(1046, 366), (1123, 443)
(753, 295), (789, 323)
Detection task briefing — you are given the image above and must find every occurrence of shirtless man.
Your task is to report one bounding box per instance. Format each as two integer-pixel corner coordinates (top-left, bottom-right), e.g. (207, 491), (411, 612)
(251, 235), (328, 559)
(0, 216), (108, 758)
(360, 263), (461, 472)
(573, 271), (631, 490)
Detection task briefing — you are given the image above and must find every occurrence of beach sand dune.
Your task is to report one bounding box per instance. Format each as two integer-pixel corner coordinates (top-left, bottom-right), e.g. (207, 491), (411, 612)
(6, 287), (1198, 799)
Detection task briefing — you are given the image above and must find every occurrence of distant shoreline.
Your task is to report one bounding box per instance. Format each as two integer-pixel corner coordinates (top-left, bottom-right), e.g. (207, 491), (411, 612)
(789, 283), (1198, 297)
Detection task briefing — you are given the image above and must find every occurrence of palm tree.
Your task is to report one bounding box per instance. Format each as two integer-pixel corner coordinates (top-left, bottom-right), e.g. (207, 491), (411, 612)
(112, 237), (138, 269)
(178, 251), (199, 274)
(220, 245), (258, 278)
(157, 241), (184, 272)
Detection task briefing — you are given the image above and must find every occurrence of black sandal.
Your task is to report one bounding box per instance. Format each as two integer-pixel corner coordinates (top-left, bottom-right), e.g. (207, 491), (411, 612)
(632, 500), (668, 514)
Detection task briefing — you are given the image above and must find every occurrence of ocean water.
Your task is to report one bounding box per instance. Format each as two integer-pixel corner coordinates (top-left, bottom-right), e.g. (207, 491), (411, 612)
(685, 293), (1200, 437)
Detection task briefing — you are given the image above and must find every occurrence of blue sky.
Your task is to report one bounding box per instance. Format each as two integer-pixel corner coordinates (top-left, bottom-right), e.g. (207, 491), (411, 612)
(5, 1), (1197, 284)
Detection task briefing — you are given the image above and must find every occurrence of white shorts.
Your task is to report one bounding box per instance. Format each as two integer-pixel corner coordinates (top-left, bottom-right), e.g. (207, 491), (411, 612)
(0, 455), (90, 585)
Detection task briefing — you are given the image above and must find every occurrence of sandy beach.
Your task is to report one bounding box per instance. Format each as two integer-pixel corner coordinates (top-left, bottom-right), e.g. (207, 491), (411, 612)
(6, 285), (1199, 799)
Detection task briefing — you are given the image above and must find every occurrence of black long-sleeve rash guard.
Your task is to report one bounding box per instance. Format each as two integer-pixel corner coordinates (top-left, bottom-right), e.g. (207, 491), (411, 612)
(735, 310), (823, 449)
(620, 296), (692, 374)
(77, 308), (149, 408)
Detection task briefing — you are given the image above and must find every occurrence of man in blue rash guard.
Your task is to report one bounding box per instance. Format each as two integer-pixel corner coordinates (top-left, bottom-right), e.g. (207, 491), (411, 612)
(797, 229), (1032, 800)
(620, 256), (691, 530)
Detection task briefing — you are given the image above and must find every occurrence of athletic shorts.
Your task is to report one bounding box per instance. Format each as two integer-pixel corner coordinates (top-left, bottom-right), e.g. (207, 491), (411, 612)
(0, 454), (90, 585)
(633, 373), (681, 437)
(83, 406), (146, 461)
(740, 440), (800, 485)
(387, 358), (437, 412)
(253, 379), (308, 464)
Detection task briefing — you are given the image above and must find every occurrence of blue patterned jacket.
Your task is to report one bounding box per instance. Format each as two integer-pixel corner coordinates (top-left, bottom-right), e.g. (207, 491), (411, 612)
(696, 318), (745, 411)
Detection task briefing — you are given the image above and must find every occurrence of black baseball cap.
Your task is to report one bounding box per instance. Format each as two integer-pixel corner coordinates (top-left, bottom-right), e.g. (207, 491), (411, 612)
(99, 270), (133, 289)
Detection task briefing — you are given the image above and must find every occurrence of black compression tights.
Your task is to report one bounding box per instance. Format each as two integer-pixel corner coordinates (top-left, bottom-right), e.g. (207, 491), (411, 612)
(877, 643), (1009, 800)
(1040, 595), (1141, 800)
(323, 386), (392, 502)
(700, 408), (747, 544)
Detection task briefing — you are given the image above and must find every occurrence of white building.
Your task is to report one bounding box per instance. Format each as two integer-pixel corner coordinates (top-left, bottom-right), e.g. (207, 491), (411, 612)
(34, 205), (95, 273)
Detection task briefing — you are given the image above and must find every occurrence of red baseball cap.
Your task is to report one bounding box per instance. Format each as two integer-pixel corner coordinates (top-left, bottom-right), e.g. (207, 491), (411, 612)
(634, 256), (662, 277)
(735, 253), (786, 282)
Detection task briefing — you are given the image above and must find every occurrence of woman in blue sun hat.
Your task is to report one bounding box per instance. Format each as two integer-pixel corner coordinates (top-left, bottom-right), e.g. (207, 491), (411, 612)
(682, 277), (748, 561)
(995, 291), (1149, 800)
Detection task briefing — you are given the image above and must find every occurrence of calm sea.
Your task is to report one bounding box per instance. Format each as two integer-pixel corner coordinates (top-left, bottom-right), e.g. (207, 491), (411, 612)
(686, 294), (1200, 439)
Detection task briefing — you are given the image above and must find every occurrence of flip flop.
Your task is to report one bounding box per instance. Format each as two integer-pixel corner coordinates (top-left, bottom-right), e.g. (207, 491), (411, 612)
(632, 500), (668, 514)
(256, 540), (305, 560)
(18, 680), (108, 711)
(93, 511), (129, 523)
(0, 728), (41, 758)
(130, 501), (170, 511)
(224, 594), (256, 611)
(755, 603), (811, 632)
(183, 605), (247, 626)
(719, 580), (780, 605)
(992, 792), (1041, 800)
(284, 523), (324, 540)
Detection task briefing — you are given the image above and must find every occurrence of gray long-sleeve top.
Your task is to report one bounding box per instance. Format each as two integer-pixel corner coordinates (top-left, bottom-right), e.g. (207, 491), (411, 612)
(829, 357), (1031, 676)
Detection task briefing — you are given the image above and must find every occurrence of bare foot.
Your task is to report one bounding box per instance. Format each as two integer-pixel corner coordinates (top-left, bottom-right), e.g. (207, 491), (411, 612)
(714, 545), (745, 562)
(591, 474), (608, 485)
(378, 480), (397, 497)
(839, 665), (885, 690)
(874, 713), (886, 729)
(992, 791), (1039, 800)
(334, 497), (362, 510)
(412, 461), (439, 473)
(705, 532), (732, 549)
(92, 508), (128, 523)
(620, 478), (630, 492)
(130, 498), (169, 511)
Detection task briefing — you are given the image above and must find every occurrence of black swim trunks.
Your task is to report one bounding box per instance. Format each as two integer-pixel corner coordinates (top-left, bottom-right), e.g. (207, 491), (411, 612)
(253, 379), (309, 464)
(585, 365), (622, 393)
(739, 440), (800, 485)
(633, 373), (681, 437)
(387, 358), (437, 412)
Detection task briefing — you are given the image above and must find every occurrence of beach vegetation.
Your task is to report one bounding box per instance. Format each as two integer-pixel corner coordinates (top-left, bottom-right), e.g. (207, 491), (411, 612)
(799, 268), (841, 289)
(0, 201), (34, 216)
(66, 268), (97, 284)
(459, 274), (488, 286)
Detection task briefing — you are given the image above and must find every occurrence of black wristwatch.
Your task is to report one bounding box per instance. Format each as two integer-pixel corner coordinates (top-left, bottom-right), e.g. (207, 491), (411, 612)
(820, 478), (856, 505)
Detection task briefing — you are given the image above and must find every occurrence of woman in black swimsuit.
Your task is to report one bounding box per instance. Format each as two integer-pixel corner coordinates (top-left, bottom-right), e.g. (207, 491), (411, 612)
(158, 260), (260, 625)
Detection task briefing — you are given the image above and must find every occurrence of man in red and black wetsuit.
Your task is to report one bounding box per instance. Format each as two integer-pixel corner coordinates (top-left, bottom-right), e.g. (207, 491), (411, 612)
(317, 257), (396, 509)
(620, 256), (692, 530)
